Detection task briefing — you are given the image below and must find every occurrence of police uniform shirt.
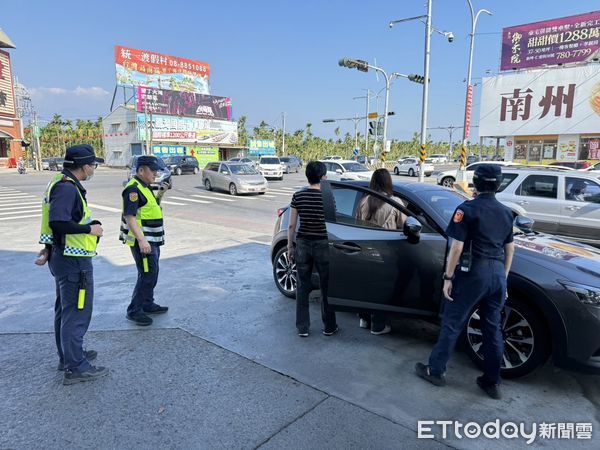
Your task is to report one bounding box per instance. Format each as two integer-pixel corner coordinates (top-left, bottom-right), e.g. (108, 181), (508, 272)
(49, 169), (89, 244)
(122, 176), (149, 216)
(445, 193), (514, 261)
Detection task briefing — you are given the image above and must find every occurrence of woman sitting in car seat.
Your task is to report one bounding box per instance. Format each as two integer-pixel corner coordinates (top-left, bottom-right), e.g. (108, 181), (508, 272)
(355, 168), (406, 335)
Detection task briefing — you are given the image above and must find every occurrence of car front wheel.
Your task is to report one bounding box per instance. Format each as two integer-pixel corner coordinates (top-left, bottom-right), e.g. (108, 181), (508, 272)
(229, 183), (238, 196)
(193, 167), (199, 174)
(175, 167), (182, 176)
(273, 246), (296, 298)
(204, 179), (212, 191)
(394, 167), (399, 175)
(463, 297), (550, 378)
(441, 176), (455, 188)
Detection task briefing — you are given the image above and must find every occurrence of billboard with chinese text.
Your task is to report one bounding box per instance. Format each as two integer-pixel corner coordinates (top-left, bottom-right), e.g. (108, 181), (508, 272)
(136, 87), (231, 120)
(138, 114), (238, 145)
(0, 50), (15, 117)
(501, 11), (600, 71)
(115, 45), (210, 94)
(479, 65), (600, 137)
(248, 139), (276, 156)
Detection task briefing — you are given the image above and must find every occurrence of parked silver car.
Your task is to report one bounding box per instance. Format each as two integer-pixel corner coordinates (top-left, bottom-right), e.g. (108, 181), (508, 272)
(202, 162), (268, 195)
(496, 166), (600, 243)
(280, 156), (301, 174)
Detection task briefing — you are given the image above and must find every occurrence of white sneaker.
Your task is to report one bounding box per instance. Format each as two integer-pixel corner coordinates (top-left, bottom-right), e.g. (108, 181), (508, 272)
(371, 325), (392, 335)
(359, 318), (369, 329)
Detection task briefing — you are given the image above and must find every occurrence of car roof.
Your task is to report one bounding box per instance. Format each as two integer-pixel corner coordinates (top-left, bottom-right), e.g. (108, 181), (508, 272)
(502, 167), (600, 178)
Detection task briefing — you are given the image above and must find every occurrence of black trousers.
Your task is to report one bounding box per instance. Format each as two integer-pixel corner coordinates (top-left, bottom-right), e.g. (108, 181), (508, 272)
(295, 238), (337, 333)
(127, 243), (160, 315)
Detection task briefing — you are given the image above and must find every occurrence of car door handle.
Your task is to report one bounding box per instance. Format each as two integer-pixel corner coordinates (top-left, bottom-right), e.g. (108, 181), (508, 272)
(517, 200), (529, 205)
(331, 242), (362, 253)
(567, 205), (582, 211)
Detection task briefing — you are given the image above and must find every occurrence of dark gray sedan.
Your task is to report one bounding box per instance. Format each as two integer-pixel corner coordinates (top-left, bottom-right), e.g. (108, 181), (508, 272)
(270, 181), (600, 378)
(280, 156), (301, 174)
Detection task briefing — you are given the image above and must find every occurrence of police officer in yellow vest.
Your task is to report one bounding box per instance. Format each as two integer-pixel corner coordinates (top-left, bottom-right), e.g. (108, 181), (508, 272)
(38, 144), (109, 385)
(120, 156), (168, 326)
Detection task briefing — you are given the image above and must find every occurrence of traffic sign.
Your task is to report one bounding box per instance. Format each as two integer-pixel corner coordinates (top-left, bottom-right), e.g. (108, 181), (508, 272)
(353, 148), (359, 156)
(368, 112), (378, 119)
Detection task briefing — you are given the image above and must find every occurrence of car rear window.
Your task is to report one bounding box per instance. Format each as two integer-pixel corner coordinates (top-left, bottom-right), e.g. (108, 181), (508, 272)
(260, 158), (280, 164)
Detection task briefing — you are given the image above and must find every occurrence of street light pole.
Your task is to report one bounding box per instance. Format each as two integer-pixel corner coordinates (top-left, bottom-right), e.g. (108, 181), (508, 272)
(281, 112), (286, 156)
(457, 0), (492, 183)
(418, 0), (433, 183)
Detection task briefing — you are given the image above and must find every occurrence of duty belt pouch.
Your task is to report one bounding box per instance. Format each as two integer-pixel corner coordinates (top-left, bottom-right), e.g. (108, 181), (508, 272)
(459, 241), (473, 273)
(78, 271), (87, 310)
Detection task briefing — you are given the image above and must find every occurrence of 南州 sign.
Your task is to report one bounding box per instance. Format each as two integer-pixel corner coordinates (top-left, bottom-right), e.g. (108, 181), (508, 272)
(138, 114), (238, 145)
(501, 11), (600, 71)
(115, 45), (210, 94)
(0, 50), (15, 117)
(136, 87), (231, 120)
(479, 65), (600, 137)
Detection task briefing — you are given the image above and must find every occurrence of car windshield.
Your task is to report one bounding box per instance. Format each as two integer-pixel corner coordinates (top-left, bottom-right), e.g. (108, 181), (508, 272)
(261, 158), (280, 164)
(280, 157), (290, 162)
(342, 162), (369, 172)
(229, 164), (258, 175)
(163, 157), (181, 164)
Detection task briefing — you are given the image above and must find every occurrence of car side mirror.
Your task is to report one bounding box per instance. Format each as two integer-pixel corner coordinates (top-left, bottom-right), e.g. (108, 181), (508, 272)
(222, 171), (229, 175)
(403, 216), (422, 244)
(335, 169), (343, 174)
(514, 215), (535, 234)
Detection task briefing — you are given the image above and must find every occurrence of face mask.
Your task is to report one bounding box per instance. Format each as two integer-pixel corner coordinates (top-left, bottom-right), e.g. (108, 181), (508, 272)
(84, 165), (94, 182)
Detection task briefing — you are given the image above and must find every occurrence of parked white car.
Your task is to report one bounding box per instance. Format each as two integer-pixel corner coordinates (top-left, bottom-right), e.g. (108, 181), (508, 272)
(393, 157), (434, 177)
(323, 155), (343, 160)
(257, 156), (284, 180)
(428, 154), (448, 164)
(496, 166), (600, 243)
(320, 160), (373, 181)
(436, 161), (519, 187)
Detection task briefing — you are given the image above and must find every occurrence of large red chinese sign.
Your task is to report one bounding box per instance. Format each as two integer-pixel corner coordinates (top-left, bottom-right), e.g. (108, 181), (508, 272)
(501, 11), (600, 71)
(115, 45), (211, 94)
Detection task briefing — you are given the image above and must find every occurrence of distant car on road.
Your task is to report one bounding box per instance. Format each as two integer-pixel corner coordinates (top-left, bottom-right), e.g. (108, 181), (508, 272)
(203, 161), (268, 196)
(323, 155), (343, 160)
(496, 166), (600, 243)
(428, 154), (448, 164)
(393, 157), (434, 177)
(436, 161), (518, 187)
(549, 160), (592, 171)
(320, 160), (373, 181)
(258, 156), (284, 180)
(42, 158), (51, 170)
(162, 155), (200, 175)
(126, 155), (172, 191)
(356, 155), (377, 165)
(280, 156), (301, 174)
(229, 157), (259, 168)
(48, 157), (64, 171)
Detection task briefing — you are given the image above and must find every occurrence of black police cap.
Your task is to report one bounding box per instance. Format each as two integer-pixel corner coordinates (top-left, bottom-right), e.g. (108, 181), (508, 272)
(136, 155), (161, 171)
(63, 144), (104, 167)
(473, 163), (502, 182)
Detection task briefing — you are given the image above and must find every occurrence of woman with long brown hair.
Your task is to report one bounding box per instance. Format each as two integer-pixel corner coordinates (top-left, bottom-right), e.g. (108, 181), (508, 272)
(356, 168), (406, 334)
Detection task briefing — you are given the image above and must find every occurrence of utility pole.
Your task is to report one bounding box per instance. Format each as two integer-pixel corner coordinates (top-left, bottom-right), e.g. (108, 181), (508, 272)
(144, 100), (149, 155)
(417, 0), (433, 183)
(281, 112), (286, 156)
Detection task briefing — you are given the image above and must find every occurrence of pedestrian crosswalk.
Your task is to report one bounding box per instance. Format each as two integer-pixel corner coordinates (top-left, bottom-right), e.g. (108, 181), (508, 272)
(0, 187), (41, 221)
(0, 185), (305, 222)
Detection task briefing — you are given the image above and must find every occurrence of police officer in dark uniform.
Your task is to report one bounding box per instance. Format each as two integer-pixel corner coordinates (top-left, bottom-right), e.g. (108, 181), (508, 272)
(38, 144), (109, 385)
(415, 164), (515, 399)
(120, 156), (169, 326)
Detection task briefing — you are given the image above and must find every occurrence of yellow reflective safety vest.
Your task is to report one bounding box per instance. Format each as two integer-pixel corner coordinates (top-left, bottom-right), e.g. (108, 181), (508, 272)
(119, 178), (165, 246)
(39, 173), (98, 257)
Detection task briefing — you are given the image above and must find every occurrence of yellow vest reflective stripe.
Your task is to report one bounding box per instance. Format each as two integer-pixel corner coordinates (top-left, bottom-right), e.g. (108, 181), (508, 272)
(39, 174), (98, 258)
(120, 178), (164, 247)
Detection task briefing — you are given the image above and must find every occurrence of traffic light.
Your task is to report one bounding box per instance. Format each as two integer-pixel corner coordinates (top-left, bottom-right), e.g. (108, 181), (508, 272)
(21, 140), (31, 148)
(408, 74), (426, 84)
(368, 121), (376, 136)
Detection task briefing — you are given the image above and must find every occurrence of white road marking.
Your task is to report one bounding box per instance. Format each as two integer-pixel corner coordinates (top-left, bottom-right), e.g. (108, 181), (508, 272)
(192, 194), (234, 202)
(0, 213), (41, 221)
(88, 203), (122, 213)
(0, 208), (40, 216)
(0, 204), (43, 211)
(0, 201), (40, 207)
(160, 200), (186, 206)
(169, 196), (212, 204)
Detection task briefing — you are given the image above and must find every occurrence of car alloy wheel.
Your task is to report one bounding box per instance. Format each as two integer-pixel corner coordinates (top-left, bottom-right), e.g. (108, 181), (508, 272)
(441, 177), (454, 188)
(408, 168), (415, 177)
(204, 179), (212, 191)
(464, 298), (549, 378)
(273, 246), (296, 298)
(394, 167), (399, 175)
(229, 183), (238, 196)
(193, 167), (199, 174)
(176, 167), (182, 176)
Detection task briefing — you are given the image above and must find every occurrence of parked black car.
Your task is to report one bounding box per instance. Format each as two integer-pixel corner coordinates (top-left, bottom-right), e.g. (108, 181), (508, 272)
(126, 155), (172, 191)
(270, 181), (600, 378)
(162, 155), (200, 175)
(48, 157), (64, 171)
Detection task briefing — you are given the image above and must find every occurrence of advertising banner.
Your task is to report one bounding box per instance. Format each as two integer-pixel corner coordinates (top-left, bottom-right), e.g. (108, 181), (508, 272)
(501, 11), (600, 71)
(138, 114), (238, 145)
(557, 135), (580, 161)
(479, 65), (600, 137)
(248, 139), (276, 156)
(589, 139), (600, 159)
(136, 87), (231, 120)
(0, 50), (16, 117)
(152, 145), (186, 157)
(115, 45), (210, 94)
(189, 147), (219, 168)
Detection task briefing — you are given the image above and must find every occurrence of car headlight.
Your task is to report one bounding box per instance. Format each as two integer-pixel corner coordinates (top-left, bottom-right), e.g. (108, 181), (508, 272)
(560, 281), (600, 307)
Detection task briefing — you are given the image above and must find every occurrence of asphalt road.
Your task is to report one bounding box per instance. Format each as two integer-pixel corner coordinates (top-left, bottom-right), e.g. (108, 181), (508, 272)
(0, 167), (598, 449)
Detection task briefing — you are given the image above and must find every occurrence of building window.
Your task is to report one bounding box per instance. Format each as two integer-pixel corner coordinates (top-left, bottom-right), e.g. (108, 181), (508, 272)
(127, 121), (136, 133)
(0, 138), (8, 158)
(579, 137), (600, 160)
(109, 124), (120, 133)
(515, 139), (557, 162)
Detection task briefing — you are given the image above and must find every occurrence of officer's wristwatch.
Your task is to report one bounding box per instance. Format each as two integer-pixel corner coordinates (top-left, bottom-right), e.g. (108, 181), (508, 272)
(442, 273), (455, 281)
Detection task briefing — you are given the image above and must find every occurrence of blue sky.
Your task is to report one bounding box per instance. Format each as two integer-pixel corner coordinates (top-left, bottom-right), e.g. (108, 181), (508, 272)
(1, 0), (593, 143)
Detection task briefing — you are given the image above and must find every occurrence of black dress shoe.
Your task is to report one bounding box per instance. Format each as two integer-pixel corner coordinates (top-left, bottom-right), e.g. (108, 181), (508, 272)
(415, 362), (447, 387)
(63, 365), (109, 385)
(477, 376), (502, 399)
(126, 312), (153, 326)
(143, 304), (169, 314)
(57, 350), (98, 371)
